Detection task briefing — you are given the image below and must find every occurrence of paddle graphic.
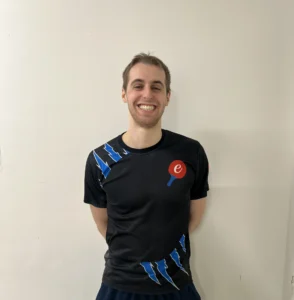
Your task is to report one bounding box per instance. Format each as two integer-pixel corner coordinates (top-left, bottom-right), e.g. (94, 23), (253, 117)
(167, 160), (187, 187)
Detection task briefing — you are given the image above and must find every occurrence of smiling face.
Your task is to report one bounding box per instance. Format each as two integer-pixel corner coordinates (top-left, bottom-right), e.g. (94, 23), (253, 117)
(122, 63), (171, 129)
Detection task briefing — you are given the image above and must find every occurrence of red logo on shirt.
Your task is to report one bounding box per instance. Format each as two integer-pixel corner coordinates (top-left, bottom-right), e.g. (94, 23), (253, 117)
(167, 160), (187, 187)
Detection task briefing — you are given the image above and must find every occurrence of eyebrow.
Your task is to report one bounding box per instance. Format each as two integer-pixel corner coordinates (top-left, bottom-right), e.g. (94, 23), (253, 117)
(130, 79), (164, 87)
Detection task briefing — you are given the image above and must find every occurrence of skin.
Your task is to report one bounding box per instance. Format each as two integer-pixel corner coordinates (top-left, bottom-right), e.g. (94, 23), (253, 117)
(89, 62), (206, 239)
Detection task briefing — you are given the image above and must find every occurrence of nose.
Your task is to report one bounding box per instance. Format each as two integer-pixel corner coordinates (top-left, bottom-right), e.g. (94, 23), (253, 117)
(142, 86), (153, 99)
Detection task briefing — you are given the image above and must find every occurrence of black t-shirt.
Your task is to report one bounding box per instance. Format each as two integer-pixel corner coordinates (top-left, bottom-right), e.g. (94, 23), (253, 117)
(84, 129), (209, 294)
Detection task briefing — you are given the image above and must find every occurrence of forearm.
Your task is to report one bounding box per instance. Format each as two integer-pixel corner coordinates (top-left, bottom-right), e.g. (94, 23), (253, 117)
(189, 219), (201, 234)
(96, 221), (107, 239)
(189, 198), (206, 234)
(89, 205), (108, 240)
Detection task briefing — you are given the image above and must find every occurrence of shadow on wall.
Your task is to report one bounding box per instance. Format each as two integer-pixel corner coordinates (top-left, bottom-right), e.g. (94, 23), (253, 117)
(188, 130), (212, 300)
(189, 205), (208, 300)
(187, 130), (290, 300)
(162, 90), (179, 132)
(189, 187), (252, 300)
(283, 169), (294, 300)
(189, 130), (211, 300)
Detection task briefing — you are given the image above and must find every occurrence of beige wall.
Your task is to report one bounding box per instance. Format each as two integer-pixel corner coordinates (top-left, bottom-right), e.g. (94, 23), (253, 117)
(0, 1), (293, 299)
(282, 1), (294, 300)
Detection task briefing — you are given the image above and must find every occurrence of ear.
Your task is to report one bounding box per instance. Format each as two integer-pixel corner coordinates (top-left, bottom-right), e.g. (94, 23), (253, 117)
(166, 91), (171, 106)
(122, 88), (127, 103)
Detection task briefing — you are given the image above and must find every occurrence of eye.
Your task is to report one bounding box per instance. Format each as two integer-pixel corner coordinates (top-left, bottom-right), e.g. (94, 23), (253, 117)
(152, 86), (161, 91)
(134, 85), (143, 89)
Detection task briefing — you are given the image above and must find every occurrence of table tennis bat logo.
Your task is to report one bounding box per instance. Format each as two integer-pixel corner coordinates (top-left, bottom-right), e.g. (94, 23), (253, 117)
(167, 160), (187, 187)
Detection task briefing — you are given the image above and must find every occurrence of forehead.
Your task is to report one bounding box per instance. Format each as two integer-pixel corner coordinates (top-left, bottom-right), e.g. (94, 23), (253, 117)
(128, 63), (166, 84)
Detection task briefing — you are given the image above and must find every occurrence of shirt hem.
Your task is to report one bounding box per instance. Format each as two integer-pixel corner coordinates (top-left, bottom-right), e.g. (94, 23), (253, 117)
(101, 278), (194, 295)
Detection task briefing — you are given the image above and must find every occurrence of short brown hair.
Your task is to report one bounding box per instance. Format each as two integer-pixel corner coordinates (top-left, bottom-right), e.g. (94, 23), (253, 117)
(122, 52), (171, 94)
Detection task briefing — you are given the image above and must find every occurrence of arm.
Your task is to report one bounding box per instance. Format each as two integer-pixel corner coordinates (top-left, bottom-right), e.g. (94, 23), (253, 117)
(84, 152), (108, 239)
(189, 197), (206, 233)
(89, 205), (108, 239)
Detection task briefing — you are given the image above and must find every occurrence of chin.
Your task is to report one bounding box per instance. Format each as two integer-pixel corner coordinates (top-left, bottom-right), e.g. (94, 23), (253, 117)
(129, 109), (164, 129)
(133, 117), (161, 129)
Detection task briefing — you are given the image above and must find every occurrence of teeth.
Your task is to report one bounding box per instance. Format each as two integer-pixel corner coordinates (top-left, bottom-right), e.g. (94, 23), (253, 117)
(139, 105), (155, 111)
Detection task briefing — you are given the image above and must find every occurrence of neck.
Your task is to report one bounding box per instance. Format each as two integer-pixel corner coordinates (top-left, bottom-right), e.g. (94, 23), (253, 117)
(122, 122), (163, 150)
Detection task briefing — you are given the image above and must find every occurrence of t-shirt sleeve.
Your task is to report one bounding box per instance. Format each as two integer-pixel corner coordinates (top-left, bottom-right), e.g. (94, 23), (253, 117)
(190, 144), (210, 200)
(84, 152), (107, 208)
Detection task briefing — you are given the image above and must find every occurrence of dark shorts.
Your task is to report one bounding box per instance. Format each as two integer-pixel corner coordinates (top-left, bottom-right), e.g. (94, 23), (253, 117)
(96, 283), (201, 300)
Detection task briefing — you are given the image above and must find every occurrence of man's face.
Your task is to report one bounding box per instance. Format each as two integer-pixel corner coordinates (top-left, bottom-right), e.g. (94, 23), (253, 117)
(122, 63), (170, 129)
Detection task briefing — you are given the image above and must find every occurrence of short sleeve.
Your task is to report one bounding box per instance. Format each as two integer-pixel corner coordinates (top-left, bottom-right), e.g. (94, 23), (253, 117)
(84, 152), (107, 208)
(190, 144), (210, 200)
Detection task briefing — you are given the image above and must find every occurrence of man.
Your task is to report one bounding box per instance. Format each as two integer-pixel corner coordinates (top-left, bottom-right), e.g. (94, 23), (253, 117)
(84, 53), (209, 300)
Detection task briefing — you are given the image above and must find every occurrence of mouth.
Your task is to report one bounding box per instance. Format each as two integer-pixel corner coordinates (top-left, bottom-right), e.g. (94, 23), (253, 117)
(137, 104), (157, 112)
